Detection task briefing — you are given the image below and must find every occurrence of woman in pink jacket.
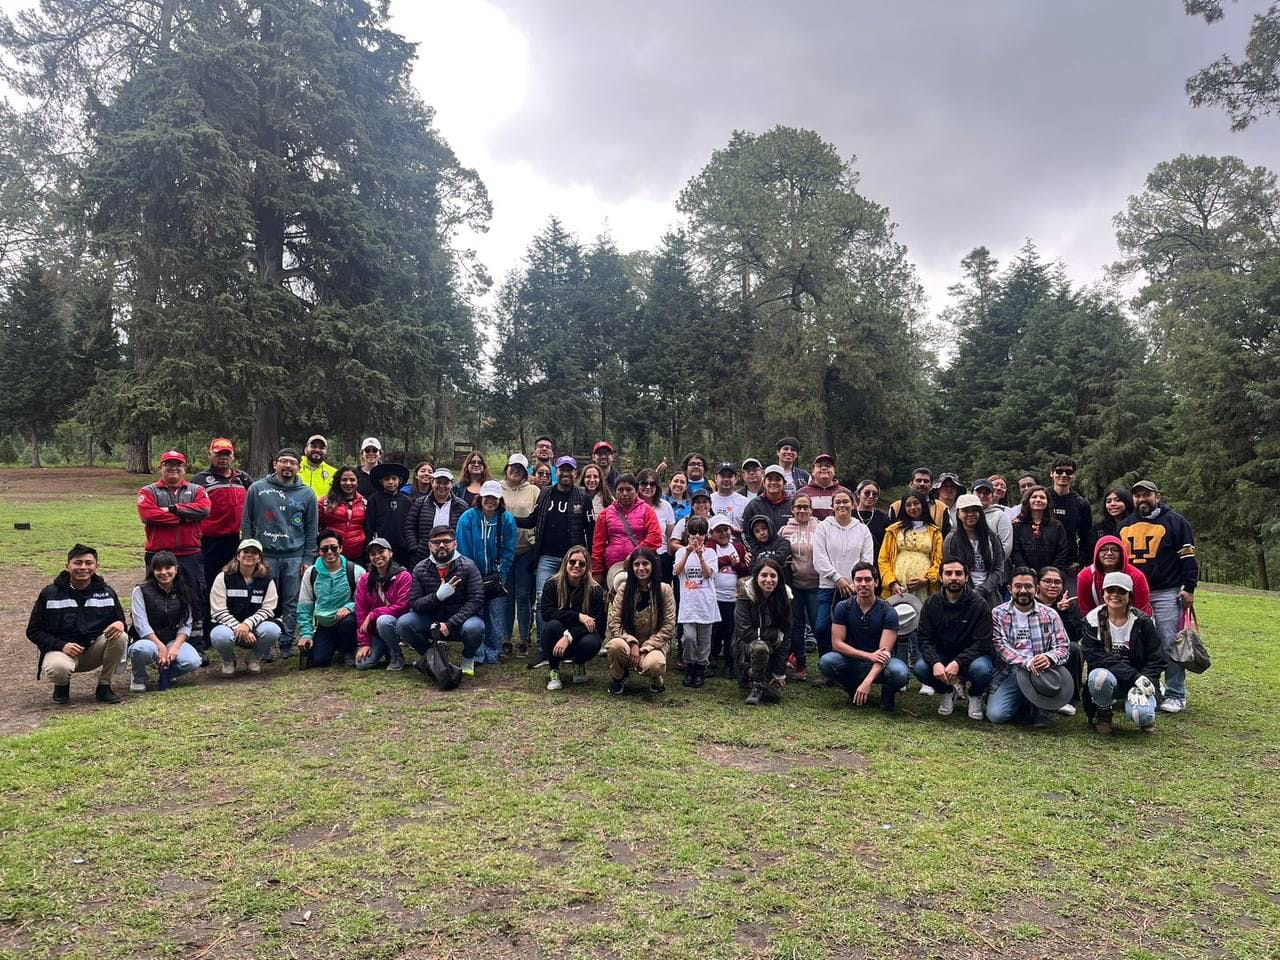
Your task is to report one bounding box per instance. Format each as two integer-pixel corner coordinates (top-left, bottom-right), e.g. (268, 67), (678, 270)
(591, 473), (663, 586)
(354, 537), (414, 671)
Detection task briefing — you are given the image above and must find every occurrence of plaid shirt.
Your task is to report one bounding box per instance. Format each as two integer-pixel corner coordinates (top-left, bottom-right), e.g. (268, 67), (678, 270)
(991, 600), (1069, 685)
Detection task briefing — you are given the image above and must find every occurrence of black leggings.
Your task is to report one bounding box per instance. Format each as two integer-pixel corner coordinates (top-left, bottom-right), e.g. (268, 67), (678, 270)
(540, 620), (603, 669)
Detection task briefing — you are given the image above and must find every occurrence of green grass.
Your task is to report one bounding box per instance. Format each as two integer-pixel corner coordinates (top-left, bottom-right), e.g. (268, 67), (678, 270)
(1, 481), (1279, 958)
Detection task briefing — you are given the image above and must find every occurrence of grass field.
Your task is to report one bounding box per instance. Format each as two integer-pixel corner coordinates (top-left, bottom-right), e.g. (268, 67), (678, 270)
(1, 470), (1278, 959)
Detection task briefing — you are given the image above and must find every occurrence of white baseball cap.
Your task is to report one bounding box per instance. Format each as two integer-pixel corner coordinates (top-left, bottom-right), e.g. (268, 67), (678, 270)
(1102, 571), (1134, 594)
(360, 437), (382, 451)
(480, 480), (504, 499)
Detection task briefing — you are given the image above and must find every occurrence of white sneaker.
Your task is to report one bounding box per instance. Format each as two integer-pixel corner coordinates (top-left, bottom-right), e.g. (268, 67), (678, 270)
(967, 695), (985, 720)
(220, 660), (235, 676)
(937, 692), (955, 716)
(1058, 703), (1077, 717)
(129, 679), (147, 693)
(918, 684), (936, 697)
(1159, 697), (1185, 714)
(546, 670), (563, 691)
(247, 657), (261, 674)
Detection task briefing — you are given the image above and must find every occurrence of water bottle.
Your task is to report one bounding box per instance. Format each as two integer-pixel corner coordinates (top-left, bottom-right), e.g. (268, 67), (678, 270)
(157, 663), (173, 691)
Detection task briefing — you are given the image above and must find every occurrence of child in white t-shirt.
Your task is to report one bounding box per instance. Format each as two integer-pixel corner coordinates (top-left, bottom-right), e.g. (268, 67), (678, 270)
(674, 516), (718, 689)
(708, 515), (750, 678)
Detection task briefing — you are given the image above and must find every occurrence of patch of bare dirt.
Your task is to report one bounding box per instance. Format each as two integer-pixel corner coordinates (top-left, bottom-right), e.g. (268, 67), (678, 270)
(283, 822), (352, 850)
(698, 742), (868, 774)
(734, 921), (772, 950)
(0, 467), (144, 501)
(440, 932), (545, 959)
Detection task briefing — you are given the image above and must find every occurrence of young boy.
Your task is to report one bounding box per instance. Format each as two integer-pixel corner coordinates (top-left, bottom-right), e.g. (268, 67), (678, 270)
(364, 463), (412, 568)
(708, 514), (750, 677)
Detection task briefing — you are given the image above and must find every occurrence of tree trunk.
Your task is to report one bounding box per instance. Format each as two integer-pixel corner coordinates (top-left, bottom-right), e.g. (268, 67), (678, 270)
(1255, 537), (1270, 591)
(85, 431), (97, 467)
(29, 428), (41, 468)
(249, 401), (279, 477)
(126, 433), (151, 473)
(432, 373), (444, 464)
(820, 366), (838, 456)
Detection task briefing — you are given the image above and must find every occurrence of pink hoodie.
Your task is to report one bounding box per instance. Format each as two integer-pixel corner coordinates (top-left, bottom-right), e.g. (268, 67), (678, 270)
(1077, 535), (1152, 616)
(354, 567), (413, 647)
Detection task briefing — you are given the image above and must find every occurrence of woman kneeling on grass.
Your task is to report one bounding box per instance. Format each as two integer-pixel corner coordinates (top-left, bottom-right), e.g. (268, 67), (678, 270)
(209, 539), (281, 675)
(604, 547), (676, 695)
(734, 557), (793, 706)
(540, 544), (606, 690)
(1082, 571), (1165, 736)
(127, 551), (203, 692)
(354, 537), (413, 671)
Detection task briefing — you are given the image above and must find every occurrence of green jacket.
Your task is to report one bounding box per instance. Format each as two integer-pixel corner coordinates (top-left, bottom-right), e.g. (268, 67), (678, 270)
(297, 558), (365, 639)
(299, 460), (337, 499)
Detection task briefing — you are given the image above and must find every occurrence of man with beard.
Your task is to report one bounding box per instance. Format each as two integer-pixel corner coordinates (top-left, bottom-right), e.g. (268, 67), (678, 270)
(916, 559), (993, 720)
(241, 448), (318, 656)
(395, 525), (486, 684)
(987, 567), (1071, 728)
(299, 434), (337, 498)
(1119, 480), (1198, 715)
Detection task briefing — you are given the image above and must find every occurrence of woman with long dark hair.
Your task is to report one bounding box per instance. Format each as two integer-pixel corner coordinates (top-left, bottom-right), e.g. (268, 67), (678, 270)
(637, 468), (675, 582)
(1093, 487), (1135, 541)
(1010, 485), (1071, 572)
(127, 551), (203, 691)
(878, 491), (943, 601)
(943, 494), (1008, 608)
(319, 466), (368, 563)
(734, 557), (793, 705)
(604, 547), (676, 694)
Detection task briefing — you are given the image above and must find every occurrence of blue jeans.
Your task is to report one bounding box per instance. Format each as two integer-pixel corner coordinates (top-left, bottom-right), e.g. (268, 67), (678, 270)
(534, 554), (564, 638)
(986, 673), (1032, 724)
(790, 587), (819, 668)
(503, 552), (535, 645)
(912, 654), (994, 696)
(356, 616), (403, 669)
(478, 596), (508, 663)
(395, 611), (485, 660)
(1088, 668), (1157, 728)
(308, 617), (356, 667)
(815, 588), (837, 656)
(210, 621), (281, 662)
(267, 554), (304, 651)
(817, 651), (909, 695)
(128, 639), (202, 684)
(1149, 587), (1185, 701)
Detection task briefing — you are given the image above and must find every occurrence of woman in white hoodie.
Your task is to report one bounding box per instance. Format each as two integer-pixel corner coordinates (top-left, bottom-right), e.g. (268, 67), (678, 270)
(811, 490), (874, 657)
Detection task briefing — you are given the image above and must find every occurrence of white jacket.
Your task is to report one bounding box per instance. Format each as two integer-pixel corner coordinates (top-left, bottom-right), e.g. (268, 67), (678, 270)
(812, 516), (874, 589)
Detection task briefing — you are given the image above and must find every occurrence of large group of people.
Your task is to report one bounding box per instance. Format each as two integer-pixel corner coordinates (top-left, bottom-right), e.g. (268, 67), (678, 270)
(26, 434), (1200, 735)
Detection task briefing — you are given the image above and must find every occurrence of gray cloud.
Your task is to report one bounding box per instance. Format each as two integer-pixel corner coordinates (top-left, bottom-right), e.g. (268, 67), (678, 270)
(485, 0), (1280, 303)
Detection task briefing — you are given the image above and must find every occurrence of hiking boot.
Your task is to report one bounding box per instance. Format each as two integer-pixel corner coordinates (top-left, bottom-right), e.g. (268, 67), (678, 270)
(937, 692), (955, 716)
(608, 677), (625, 696)
(879, 686), (897, 712)
(693, 664), (706, 688)
(572, 663), (589, 684)
(52, 684), (70, 704)
(546, 670), (563, 691)
(95, 684), (122, 704)
(1140, 722), (1156, 735)
(682, 667), (696, 688)
(967, 695), (985, 720)
(649, 675), (665, 694)
(1093, 708), (1113, 735)
(761, 681), (783, 704)
(386, 656), (405, 672)
(745, 683), (764, 706)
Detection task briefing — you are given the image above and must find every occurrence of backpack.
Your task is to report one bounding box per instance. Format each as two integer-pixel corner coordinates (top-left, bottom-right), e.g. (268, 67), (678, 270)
(306, 561), (357, 600)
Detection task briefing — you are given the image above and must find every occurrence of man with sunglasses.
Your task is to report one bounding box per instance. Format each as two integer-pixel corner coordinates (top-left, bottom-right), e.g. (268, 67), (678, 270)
(1047, 455), (1094, 581)
(297, 529), (365, 667)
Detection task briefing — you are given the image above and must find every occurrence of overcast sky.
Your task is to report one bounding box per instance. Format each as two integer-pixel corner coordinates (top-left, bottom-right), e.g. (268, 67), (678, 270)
(391, 0), (1280, 315)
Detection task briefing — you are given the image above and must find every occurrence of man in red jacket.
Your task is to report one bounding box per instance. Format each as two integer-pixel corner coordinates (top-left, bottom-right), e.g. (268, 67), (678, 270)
(193, 437), (252, 643)
(138, 450), (211, 643)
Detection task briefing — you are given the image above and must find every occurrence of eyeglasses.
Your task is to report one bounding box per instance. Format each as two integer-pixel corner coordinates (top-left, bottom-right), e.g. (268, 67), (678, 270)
(429, 539), (454, 547)
(275, 458), (299, 466)
(566, 559), (587, 568)
(319, 545), (341, 553)
(687, 461), (704, 468)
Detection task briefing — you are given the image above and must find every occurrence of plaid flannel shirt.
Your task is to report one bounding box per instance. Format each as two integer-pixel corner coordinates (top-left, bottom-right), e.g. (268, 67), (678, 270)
(991, 600), (1069, 686)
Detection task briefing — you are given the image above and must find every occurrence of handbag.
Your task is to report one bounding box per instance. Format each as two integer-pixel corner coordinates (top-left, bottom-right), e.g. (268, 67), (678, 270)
(1170, 606), (1210, 673)
(482, 573), (508, 601)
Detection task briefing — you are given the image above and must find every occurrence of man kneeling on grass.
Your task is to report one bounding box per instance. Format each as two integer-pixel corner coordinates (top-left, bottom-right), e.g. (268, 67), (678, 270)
(817, 562), (909, 711)
(26, 543), (128, 704)
(915, 559), (994, 721)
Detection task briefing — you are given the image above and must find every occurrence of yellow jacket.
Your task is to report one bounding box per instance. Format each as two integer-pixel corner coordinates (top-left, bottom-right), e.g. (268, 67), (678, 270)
(877, 520), (943, 598)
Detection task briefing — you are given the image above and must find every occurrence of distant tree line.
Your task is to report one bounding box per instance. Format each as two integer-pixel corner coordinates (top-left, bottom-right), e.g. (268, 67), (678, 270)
(0, 0), (1275, 587)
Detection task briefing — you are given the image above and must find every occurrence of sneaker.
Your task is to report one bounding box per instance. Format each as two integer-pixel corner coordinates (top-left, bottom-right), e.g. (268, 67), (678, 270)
(1159, 697), (1185, 714)
(460, 658), (476, 677)
(130, 678), (147, 693)
(793, 667), (808, 682)
(386, 657), (405, 672)
(745, 683), (764, 706)
(918, 684), (936, 697)
(649, 676), (665, 694)
(528, 656), (550, 671)
(546, 670), (563, 691)
(95, 684), (122, 704)
(967, 695), (985, 720)
(52, 684), (70, 704)
(1093, 708), (1113, 735)
(608, 677), (625, 695)
(220, 660), (235, 676)
(1058, 703), (1077, 717)
(247, 657), (262, 674)
(572, 663), (589, 684)
(937, 692), (955, 716)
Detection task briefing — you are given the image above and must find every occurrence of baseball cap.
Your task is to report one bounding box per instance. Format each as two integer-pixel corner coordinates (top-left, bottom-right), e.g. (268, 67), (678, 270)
(480, 480), (504, 498)
(715, 461), (737, 475)
(593, 440), (614, 453)
(708, 515), (733, 531)
(431, 467), (454, 481)
(691, 489), (712, 502)
(972, 477), (994, 492)
(237, 538), (264, 553)
(306, 434), (328, 446)
(741, 457), (762, 471)
(1131, 480), (1159, 493)
(507, 453), (529, 471)
(812, 452), (835, 465)
(955, 493), (983, 511)
(159, 450), (187, 465)
(1102, 571), (1134, 594)
(209, 438), (235, 454)
(555, 456), (578, 470)
(360, 437), (382, 451)
(366, 537), (392, 553)
(763, 465), (786, 478)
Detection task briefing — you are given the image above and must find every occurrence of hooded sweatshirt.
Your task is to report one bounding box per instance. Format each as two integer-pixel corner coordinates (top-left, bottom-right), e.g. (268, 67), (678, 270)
(242, 474), (318, 558)
(812, 515), (874, 589)
(780, 514), (821, 590)
(745, 514), (793, 581)
(741, 490), (794, 532)
(1077, 535), (1152, 615)
(354, 562), (413, 647)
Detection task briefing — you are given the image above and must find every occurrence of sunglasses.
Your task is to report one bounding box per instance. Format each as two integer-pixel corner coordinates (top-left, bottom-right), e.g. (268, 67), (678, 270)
(638, 481), (657, 488)
(566, 559), (587, 568)
(319, 545), (341, 553)
(1053, 468), (1075, 476)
